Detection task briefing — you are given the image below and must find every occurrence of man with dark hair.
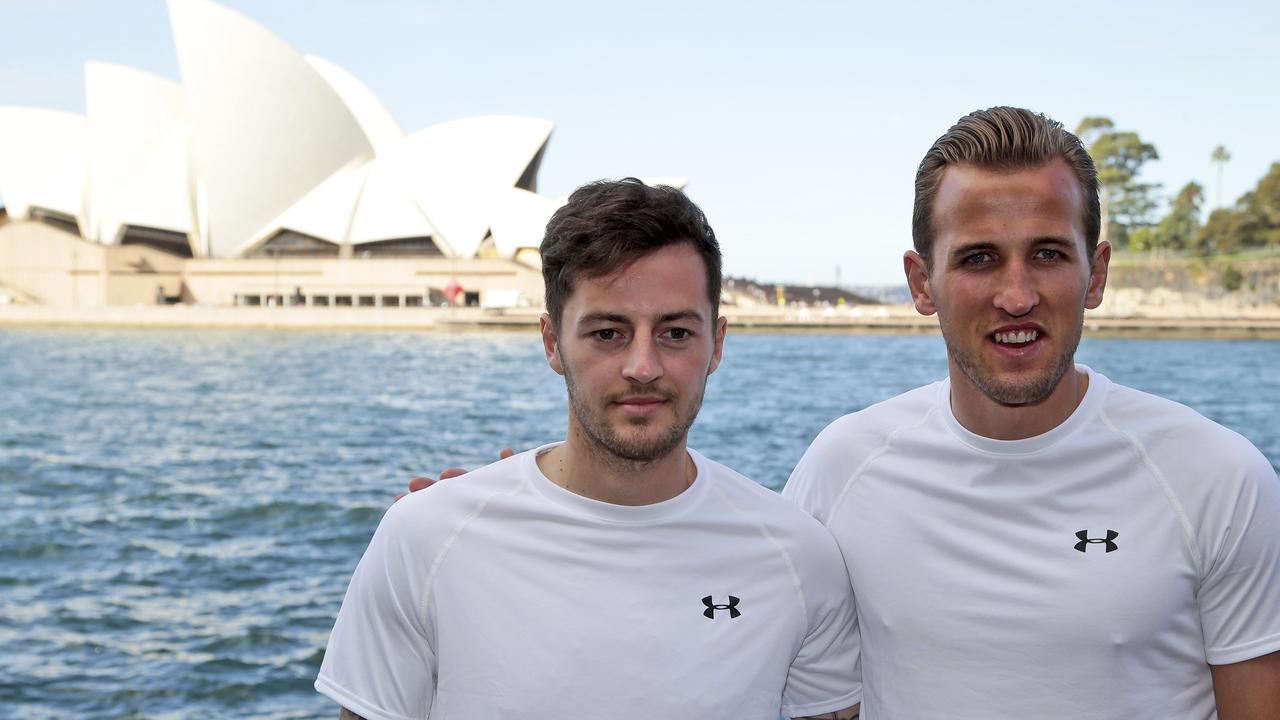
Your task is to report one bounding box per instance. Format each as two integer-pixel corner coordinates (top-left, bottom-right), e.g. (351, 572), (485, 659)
(316, 178), (862, 720)
(786, 107), (1280, 718)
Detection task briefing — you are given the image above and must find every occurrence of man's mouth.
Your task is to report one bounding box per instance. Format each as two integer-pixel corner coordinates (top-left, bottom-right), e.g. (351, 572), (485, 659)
(613, 392), (672, 407)
(612, 395), (670, 418)
(991, 328), (1040, 345)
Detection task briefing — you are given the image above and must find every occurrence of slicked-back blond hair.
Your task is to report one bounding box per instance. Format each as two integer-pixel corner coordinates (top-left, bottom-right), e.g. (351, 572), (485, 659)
(912, 106), (1101, 267)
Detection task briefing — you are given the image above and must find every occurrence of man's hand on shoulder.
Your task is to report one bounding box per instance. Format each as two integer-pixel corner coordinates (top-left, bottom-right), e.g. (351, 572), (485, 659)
(795, 703), (859, 719)
(394, 447), (516, 501)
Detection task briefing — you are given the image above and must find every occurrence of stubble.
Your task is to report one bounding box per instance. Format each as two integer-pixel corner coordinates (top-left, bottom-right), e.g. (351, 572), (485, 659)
(562, 364), (704, 468)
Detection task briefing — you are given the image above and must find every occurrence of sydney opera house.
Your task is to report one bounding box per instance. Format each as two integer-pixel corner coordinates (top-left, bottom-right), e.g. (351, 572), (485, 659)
(0, 0), (684, 309)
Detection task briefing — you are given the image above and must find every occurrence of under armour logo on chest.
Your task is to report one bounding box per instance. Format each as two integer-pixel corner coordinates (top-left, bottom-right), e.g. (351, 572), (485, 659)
(702, 595), (741, 619)
(1075, 529), (1119, 553)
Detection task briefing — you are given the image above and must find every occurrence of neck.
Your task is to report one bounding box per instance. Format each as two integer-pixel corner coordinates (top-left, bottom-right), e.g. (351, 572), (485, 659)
(537, 430), (695, 506)
(948, 364), (1090, 441)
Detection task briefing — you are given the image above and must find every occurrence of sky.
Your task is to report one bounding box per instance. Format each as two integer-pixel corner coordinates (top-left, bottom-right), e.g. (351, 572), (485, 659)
(2, 0), (1277, 286)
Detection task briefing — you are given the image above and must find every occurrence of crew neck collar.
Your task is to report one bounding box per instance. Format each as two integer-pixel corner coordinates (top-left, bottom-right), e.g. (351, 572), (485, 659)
(940, 364), (1108, 455)
(523, 442), (709, 524)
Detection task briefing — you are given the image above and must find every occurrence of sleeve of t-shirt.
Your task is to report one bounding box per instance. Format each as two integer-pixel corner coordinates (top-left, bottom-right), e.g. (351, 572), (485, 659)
(315, 499), (437, 720)
(779, 523), (863, 717)
(1197, 446), (1280, 665)
(783, 414), (866, 526)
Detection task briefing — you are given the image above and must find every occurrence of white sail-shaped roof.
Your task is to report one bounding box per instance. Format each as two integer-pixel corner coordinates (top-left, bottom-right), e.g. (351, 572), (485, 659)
(84, 62), (192, 247)
(306, 55), (404, 157)
(244, 161), (370, 253)
(167, 0), (374, 258)
(405, 116), (554, 259)
(250, 140), (444, 253)
(0, 108), (87, 229)
(0, 0), (688, 266)
(489, 188), (561, 257)
(347, 146), (441, 249)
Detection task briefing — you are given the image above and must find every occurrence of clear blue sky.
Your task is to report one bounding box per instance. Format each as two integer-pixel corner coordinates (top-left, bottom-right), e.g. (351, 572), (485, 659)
(2, 0), (1277, 285)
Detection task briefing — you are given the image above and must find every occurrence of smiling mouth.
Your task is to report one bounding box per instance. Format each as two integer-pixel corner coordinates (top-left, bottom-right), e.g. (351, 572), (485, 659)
(992, 329), (1039, 345)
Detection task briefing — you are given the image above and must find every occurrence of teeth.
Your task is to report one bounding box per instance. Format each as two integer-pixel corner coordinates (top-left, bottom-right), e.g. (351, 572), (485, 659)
(994, 330), (1038, 344)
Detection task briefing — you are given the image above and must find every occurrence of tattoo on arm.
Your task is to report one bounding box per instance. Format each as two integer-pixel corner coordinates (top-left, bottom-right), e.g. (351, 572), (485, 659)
(338, 709), (367, 720)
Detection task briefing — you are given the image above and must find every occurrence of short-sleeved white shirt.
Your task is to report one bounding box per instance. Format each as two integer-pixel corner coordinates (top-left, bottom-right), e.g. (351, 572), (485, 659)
(784, 365), (1280, 719)
(318, 445), (861, 720)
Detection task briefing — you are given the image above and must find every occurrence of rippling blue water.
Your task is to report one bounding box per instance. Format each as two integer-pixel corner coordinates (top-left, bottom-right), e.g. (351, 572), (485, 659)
(1, 329), (1276, 718)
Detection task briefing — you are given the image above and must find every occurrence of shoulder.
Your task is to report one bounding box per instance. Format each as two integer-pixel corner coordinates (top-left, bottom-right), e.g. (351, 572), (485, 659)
(380, 451), (531, 547)
(1097, 379), (1274, 481)
(698, 455), (850, 575)
(1094, 378), (1277, 537)
(821, 381), (939, 441)
(803, 381), (940, 467)
(783, 381), (942, 521)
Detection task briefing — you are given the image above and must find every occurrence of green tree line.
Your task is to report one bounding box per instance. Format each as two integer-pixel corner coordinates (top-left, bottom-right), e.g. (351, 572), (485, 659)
(1075, 117), (1280, 256)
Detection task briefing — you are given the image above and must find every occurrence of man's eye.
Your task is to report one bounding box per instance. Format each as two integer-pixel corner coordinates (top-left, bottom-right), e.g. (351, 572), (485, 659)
(1035, 248), (1063, 261)
(593, 329), (619, 341)
(665, 328), (692, 341)
(963, 252), (992, 265)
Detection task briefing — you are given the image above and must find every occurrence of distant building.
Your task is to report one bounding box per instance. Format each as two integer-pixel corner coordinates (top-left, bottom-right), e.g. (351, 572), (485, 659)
(722, 277), (882, 307)
(0, 0), (685, 308)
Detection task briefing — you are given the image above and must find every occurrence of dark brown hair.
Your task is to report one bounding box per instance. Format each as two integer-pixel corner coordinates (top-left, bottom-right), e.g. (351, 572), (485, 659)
(912, 106), (1101, 266)
(541, 178), (721, 326)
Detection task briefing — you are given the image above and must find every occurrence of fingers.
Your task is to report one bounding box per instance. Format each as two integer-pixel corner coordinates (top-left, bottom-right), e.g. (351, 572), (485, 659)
(403, 451), (515, 500)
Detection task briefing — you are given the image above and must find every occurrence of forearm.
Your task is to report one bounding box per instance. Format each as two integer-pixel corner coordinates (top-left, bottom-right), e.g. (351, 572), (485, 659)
(339, 709), (366, 720)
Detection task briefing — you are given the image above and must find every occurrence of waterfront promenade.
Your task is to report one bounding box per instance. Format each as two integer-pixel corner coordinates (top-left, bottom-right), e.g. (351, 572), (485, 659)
(3, 303), (1279, 339)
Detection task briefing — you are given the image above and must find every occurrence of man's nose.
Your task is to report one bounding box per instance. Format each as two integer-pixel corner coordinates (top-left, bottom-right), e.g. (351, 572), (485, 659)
(994, 261), (1038, 316)
(622, 335), (663, 384)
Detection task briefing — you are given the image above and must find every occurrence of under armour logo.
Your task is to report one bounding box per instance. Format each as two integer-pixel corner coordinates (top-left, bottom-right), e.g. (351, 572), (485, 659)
(702, 595), (741, 619)
(1075, 529), (1119, 553)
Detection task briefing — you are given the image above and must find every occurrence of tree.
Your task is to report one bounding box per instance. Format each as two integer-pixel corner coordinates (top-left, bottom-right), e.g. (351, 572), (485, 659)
(1128, 226), (1155, 252)
(1196, 162), (1280, 254)
(1196, 207), (1243, 255)
(1149, 181), (1204, 252)
(1075, 117), (1160, 248)
(1248, 161), (1280, 249)
(1220, 264), (1244, 292)
(1211, 145), (1231, 208)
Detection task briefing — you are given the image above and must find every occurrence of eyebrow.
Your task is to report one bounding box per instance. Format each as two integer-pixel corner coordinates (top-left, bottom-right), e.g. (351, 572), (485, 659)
(1031, 236), (1075, 247)
(948, 241), (996, 257)
(949, 236), (1075, 257)
(578, 309), (705, 325)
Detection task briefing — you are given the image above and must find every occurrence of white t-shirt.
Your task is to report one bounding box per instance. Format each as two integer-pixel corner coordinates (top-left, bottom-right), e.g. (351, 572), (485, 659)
(317, 445), (861, 720)
(784, 365), (1280, 719)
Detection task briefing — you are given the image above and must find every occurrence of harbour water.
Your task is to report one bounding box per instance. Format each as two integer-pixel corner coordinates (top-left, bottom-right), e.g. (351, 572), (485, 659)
(2, 329), (1277, 718)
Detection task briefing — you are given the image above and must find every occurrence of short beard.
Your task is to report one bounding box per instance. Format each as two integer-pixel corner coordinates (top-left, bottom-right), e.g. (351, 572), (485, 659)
(563, 365), (703, 468)
(943, 311), (1083, 406)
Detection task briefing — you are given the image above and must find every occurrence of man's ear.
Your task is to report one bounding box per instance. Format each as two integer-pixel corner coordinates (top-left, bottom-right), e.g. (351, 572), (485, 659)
(540, 313), (565, 375)
(707, 315), (728, 376)
(904, 250), (937, 316)
(1084, 240), (1111, 310)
